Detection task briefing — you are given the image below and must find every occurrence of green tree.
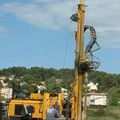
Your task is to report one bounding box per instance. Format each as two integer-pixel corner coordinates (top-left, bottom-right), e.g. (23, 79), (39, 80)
(20, 74), (35, 83)
(45, 77), (61, 93)
(4, 78), (9, 83)
(0, 81), (2, 88)
(0, 94), (4, 101)
(21, 83), (38, 93)
(108, 87), (120, 105)
(8, 67), (28, 78)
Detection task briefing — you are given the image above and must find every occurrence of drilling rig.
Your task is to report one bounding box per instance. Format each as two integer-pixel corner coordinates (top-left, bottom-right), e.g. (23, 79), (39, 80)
(70, 0), (100, 120)
(7, 0), (100, 120)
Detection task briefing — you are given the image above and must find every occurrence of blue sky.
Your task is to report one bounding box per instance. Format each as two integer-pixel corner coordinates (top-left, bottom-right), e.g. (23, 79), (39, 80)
(0, 0), (120, 74)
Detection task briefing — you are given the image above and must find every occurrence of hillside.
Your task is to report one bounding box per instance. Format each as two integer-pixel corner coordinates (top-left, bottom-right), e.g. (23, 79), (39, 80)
(0, 67), (120, 103)
(0, 67), (120, 92)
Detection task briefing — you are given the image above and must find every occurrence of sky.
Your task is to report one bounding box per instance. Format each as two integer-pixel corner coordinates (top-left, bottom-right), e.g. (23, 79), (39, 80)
(0, 0), (120, 74)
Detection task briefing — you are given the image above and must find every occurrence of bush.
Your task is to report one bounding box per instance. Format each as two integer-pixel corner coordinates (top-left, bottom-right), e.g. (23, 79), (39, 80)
(0, 95), (4, 101)
(108, 87), (120, 105)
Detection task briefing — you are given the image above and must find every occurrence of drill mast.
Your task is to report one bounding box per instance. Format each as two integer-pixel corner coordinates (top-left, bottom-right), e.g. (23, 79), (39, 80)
(70, 0), (100, 120)
(75, 0), (85, 120)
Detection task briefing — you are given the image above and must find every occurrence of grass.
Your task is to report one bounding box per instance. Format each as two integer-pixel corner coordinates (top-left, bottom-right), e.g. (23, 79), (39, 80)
(87, 105), (120, 120)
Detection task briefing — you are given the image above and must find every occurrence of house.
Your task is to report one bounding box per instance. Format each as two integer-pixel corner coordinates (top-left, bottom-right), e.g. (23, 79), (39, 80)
(0, 87), (12, 99)
(87, 93), (107, 106)
(0, 76), (14, 87)
(87, 82), (98, 92)
(37, 85), (46, 94)
(0, 76), (7, 87)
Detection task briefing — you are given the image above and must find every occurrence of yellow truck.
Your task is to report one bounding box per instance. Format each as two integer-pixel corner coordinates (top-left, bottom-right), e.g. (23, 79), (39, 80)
(8, 93), (65, 120)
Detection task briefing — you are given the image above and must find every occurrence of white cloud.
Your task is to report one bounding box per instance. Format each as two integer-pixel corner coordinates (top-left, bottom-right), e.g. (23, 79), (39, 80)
(0, 0), (120, 48)
(86, 0), (120, 30)
(85, 0), (120, 48)
(0, 1), (74, 30)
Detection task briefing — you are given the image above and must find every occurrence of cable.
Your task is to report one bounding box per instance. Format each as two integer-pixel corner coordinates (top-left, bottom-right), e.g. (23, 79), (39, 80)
(84, 25), (98, 53)
(63, 29), (71, 68)
(63, 0), (76, 68)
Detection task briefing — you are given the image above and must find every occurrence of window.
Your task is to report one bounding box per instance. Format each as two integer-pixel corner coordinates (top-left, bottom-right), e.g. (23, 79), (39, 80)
(15, 104), (26, 115)
(90, 99), (95, 103)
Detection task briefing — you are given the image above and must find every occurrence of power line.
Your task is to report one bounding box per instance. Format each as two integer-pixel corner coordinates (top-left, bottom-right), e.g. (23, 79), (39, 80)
(63, 0), (76, 68)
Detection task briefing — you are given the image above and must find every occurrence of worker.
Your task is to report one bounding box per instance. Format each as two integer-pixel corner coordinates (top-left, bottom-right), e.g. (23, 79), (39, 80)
(46, 105), (60, 120)
(54, 101), (60, 114)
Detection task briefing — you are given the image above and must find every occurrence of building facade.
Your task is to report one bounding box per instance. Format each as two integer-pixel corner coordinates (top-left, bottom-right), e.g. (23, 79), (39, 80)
(87, 93), (107, 106)
(0, 87), (12, 99)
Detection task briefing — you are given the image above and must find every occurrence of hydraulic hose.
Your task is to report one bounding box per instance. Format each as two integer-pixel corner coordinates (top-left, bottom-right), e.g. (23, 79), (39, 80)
(84, 25), (97, 54)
